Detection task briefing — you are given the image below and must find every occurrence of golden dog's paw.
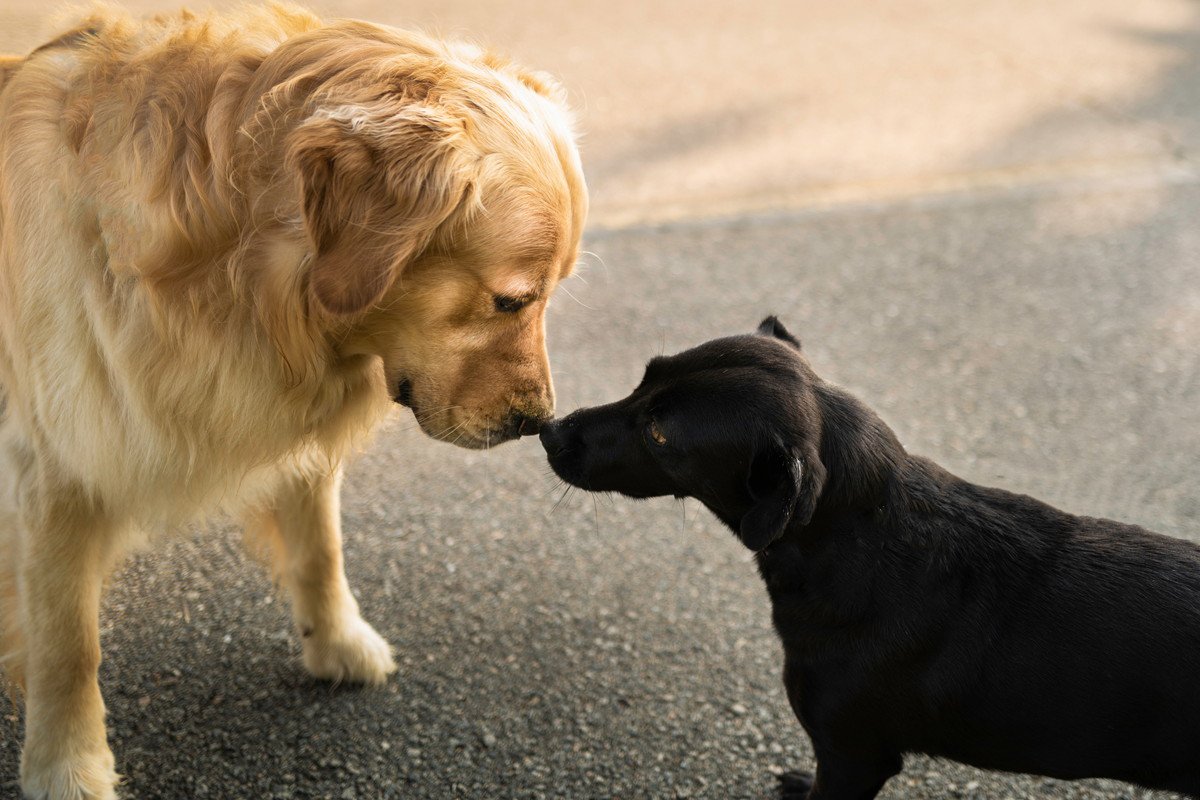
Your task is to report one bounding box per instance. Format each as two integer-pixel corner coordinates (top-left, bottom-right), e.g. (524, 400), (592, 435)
(302, 615), (397, 686)
(20, 749), (119, 800)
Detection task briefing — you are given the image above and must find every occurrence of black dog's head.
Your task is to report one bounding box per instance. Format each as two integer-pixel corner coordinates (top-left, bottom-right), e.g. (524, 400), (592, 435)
(540, 317), (830, 552)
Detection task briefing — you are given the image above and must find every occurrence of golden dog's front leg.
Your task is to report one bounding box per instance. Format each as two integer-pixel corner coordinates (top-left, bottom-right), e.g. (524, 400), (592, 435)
(248, 467), (396, 685)
(19, 499), (119, 800)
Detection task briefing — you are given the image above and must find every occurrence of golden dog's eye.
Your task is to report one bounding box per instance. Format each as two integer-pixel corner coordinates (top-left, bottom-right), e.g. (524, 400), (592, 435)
(647, 419), (667, 445)
(494, 295), (529, 314)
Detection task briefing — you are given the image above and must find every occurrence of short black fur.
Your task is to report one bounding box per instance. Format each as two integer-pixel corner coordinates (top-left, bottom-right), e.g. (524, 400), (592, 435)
(541, 318), (1200, 799)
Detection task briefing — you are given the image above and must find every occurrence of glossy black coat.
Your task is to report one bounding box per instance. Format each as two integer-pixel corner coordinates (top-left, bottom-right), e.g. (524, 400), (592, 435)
(542, 318), (1200, 800)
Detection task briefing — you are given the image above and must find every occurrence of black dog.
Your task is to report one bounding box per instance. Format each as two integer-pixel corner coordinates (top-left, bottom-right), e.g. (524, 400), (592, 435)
(541, 318), (1200, 799)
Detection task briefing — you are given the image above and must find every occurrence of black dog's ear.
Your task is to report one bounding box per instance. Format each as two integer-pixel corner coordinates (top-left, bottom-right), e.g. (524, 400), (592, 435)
(738, 438), (826, 551)
(756, 316), (801, 349)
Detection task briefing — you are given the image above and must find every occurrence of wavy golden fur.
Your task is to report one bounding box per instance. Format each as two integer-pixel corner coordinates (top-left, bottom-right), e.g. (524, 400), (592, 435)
(0, 5), (586, 797)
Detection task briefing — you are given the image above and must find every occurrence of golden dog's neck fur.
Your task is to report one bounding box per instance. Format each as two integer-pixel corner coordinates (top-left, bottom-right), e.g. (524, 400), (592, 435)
(0, 3), (583, 521)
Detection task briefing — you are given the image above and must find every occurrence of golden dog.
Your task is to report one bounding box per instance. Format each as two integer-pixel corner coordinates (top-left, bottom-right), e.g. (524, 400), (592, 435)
(0, 5), (587, 797)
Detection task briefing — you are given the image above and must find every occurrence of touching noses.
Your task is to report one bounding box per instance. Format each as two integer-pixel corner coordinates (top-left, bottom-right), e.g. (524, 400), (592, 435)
(505, 409), (545, 439)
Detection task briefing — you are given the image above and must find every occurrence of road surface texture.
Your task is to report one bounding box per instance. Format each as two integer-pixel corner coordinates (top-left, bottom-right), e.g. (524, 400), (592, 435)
(2, 1), (1199, 798)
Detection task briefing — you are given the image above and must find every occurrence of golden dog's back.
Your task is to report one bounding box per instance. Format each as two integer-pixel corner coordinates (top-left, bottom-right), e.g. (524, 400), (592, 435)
(0, 6), (378, 522)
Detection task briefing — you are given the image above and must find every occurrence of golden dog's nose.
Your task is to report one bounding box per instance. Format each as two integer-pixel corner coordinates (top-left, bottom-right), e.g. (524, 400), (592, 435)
(514, 412), (543, 437)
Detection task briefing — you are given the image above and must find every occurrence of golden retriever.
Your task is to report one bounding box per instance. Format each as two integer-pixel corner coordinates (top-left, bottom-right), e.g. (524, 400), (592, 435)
(0, 5), (587, 798)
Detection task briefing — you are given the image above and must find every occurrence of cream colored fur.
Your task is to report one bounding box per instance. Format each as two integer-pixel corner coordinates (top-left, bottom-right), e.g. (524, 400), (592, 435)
(0, 5), (586, 798)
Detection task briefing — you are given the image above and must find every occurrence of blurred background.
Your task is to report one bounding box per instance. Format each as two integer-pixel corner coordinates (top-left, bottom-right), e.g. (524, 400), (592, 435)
(1, 1), (1198, 798)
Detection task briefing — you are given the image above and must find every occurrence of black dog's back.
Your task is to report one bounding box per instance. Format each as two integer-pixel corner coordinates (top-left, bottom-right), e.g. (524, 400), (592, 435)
(542, 319), (1200, 799)
(803, 458), (1200, 794)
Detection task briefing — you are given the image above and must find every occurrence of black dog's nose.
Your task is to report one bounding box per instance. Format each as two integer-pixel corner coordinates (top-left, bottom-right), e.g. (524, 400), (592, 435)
(539, 419), (568, 457)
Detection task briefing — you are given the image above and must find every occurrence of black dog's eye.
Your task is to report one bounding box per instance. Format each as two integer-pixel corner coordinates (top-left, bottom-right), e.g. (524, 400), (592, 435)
(647, 419), (667, 446)
(494, 295), (529, 314)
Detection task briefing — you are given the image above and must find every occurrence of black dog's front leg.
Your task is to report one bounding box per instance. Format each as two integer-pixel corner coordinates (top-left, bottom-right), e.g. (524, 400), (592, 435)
(778, 750), (901, 800)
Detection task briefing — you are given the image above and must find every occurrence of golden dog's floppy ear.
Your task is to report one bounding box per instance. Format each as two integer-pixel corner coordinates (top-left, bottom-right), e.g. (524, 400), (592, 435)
(289, 104), (469, 315)
(512, 68), (569, 107)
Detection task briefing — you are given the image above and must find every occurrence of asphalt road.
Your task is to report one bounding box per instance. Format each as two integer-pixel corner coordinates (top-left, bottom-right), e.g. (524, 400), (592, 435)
(2, 1), (1200, 798)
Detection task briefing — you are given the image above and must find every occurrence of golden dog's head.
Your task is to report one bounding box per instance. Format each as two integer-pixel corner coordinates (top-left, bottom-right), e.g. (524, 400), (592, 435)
(271, 27), (586, 449)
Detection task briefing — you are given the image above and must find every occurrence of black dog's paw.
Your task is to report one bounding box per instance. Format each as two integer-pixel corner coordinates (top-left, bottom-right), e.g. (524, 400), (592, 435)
(776, 770), (814, 798)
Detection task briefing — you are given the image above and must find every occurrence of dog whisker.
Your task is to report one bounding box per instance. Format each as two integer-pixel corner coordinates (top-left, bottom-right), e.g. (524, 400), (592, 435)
(435, 410), (473, 438)
(577, 249), (609, 281)
(548, 483), (574, 516)
(412, 404), (465, 422)
(558, 283), (596, 311)
(446, 411), (481, 447)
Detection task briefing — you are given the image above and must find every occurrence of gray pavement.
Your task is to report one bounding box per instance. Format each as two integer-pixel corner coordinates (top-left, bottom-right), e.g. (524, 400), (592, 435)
(2, 1), (1200, 798)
